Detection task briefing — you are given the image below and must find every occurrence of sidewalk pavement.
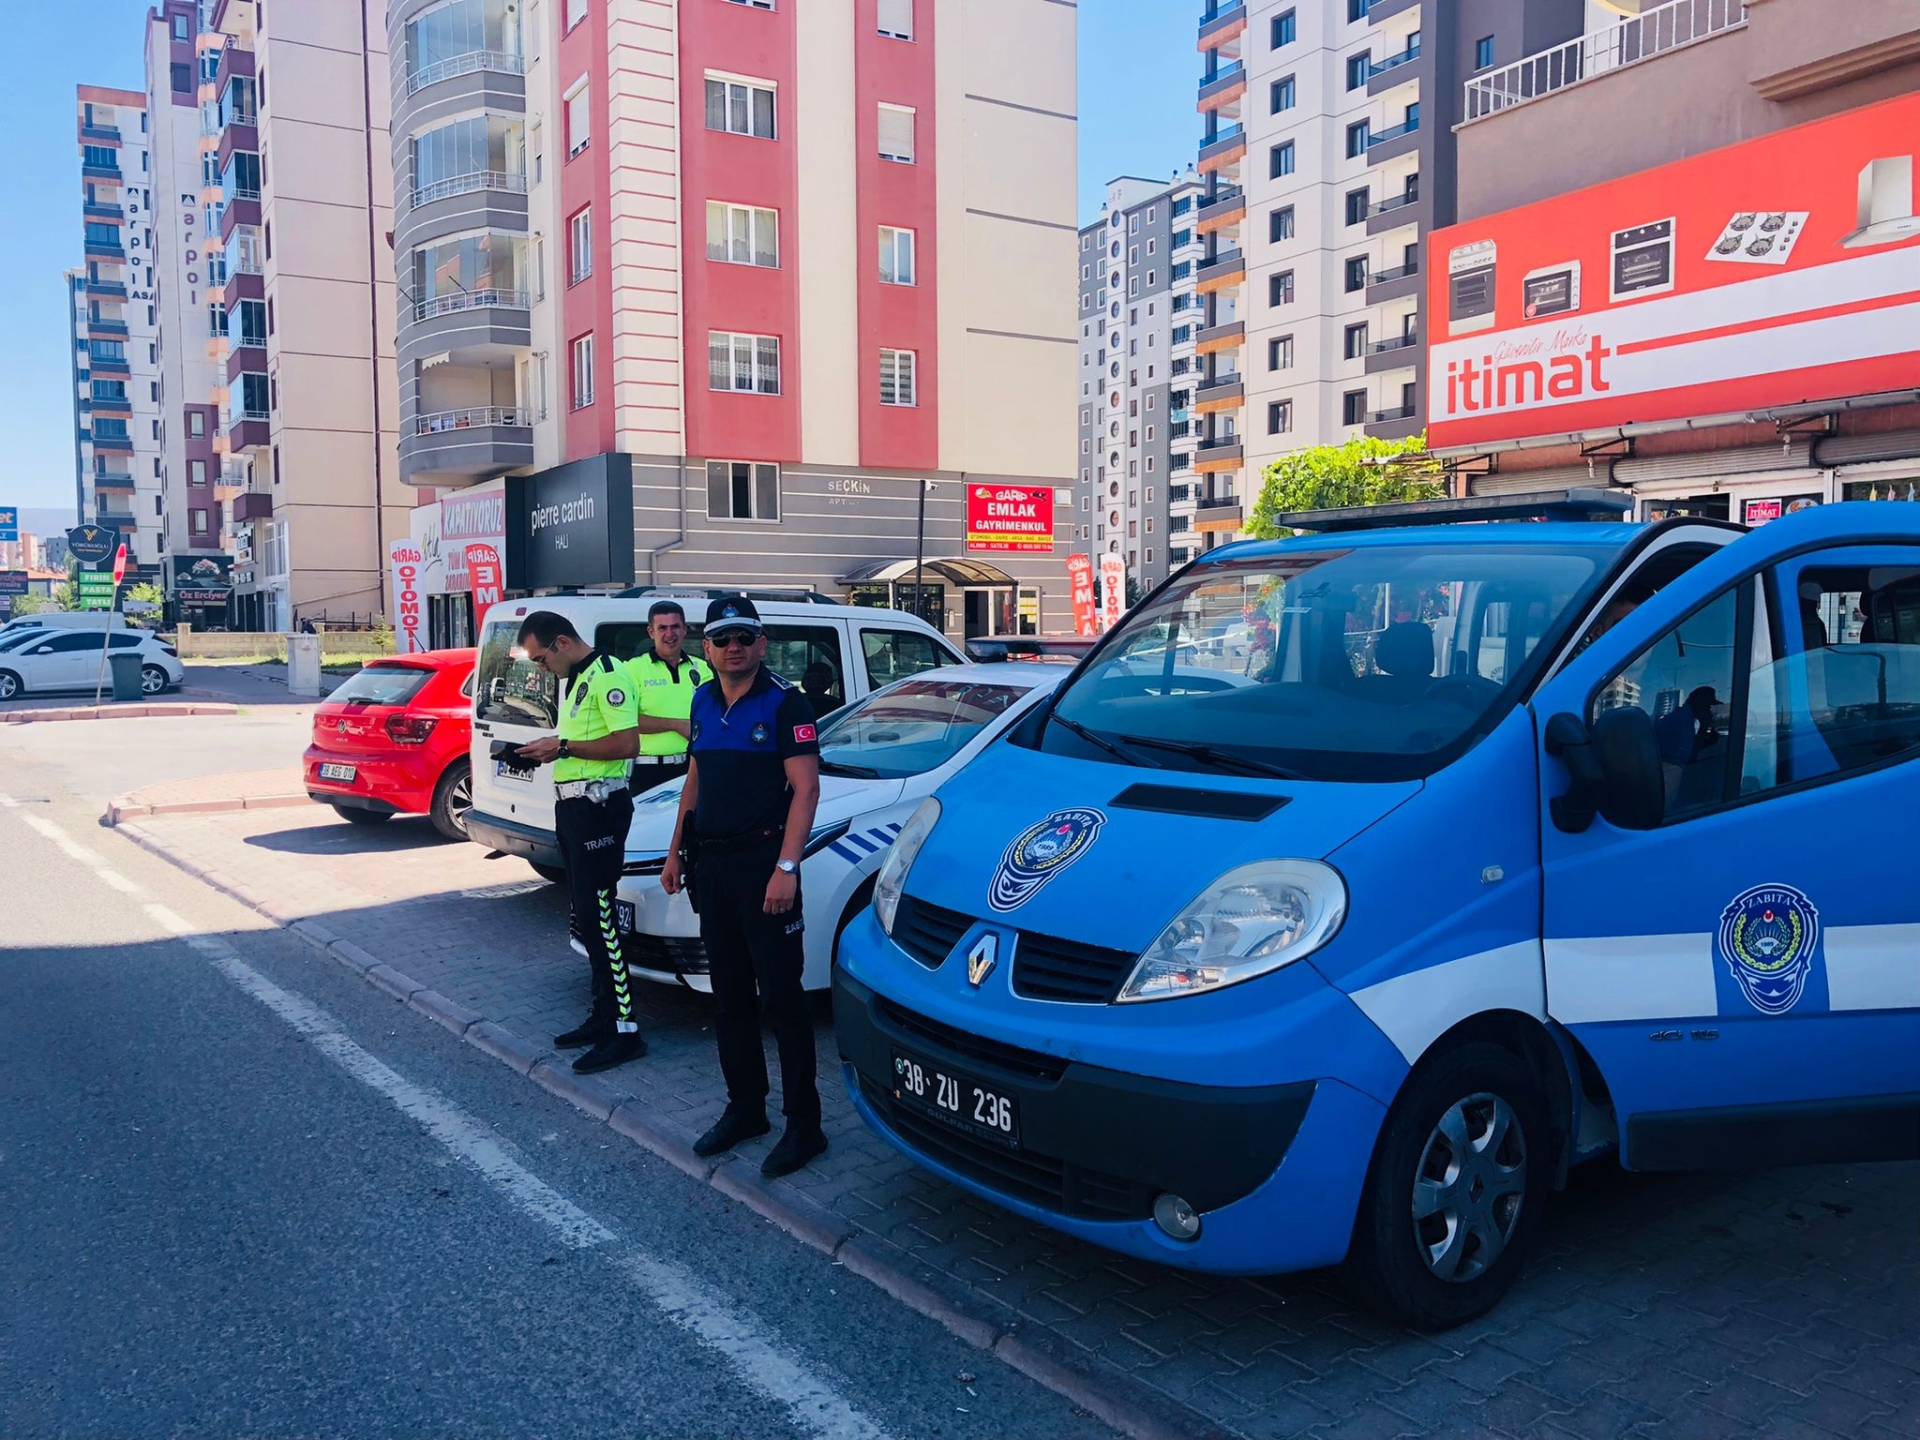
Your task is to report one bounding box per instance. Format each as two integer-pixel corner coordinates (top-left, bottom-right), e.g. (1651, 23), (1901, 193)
(181, 663), (342, 705)
(110, 792), (1920, 1440)
(109, 767), (308, 821)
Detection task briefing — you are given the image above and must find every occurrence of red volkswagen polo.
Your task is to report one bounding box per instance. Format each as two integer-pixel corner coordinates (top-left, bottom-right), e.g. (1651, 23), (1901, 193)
(303, 649), (476, 839)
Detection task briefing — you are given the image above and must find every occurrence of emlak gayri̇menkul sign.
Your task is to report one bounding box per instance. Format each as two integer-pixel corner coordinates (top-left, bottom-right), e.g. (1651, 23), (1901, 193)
(505, 455), (635, 592)
(965, 484), (1055, 553)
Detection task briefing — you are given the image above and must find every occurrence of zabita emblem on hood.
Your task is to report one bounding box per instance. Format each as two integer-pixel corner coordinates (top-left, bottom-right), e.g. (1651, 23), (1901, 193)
(987, 807), (1107, 913)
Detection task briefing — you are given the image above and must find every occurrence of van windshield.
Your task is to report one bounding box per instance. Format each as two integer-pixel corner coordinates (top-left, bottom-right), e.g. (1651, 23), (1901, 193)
(475, 618), (557, 728)
(1043, 545), (1608, 782)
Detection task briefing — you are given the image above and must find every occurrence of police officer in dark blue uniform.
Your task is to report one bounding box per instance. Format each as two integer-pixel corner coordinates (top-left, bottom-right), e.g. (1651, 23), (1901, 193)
(660, 597), (827, 1176)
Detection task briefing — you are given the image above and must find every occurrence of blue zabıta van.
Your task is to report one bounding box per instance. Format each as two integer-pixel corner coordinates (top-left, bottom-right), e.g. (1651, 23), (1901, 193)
(832, 493), (1920, 1329)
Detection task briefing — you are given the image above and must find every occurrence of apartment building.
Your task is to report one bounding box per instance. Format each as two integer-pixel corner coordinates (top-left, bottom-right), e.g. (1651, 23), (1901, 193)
(210, 0), (405, 631)
(1430, 0), (1920, 511)
(387, 0), (1080, 642)
(1075, 172), (1204, 591)
(1193, 0), (1583, 532)
(71, 85), (163, 577)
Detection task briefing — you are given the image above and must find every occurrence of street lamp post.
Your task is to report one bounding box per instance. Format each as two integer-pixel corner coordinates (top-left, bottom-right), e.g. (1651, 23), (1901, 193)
(912, 477), (926, 624)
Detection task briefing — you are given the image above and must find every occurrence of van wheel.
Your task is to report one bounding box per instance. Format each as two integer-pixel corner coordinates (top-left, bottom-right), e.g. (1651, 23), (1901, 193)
(1343, 1042), (1547, 1332)
(530, 862), (567, 885)
(429, 760), (473, 841)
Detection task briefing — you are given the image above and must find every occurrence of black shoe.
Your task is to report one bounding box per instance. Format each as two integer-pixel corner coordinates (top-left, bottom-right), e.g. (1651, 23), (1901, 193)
(693, 1107), (771, 1158)
(553, 1015), (614, 1050)
(571, 1031), (648, 1074)
(760, 1124), (828, 1177)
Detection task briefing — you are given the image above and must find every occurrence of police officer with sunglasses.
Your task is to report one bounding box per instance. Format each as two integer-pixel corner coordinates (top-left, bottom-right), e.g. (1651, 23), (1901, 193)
(661, 597), (827, 1176)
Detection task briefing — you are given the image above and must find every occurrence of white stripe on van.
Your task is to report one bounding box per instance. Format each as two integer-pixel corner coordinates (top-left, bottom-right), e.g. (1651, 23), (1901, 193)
(1824, 924), (1920, 1012)
(1545, 933), (1719, 1025)
(1350, 940), (1545, 1064)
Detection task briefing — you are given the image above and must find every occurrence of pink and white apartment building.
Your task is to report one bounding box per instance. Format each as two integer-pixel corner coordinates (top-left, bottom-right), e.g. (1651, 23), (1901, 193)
(389, 0), (1081, 641)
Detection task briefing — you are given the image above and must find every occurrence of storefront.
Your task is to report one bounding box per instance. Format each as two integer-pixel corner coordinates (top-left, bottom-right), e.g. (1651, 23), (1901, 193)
(170, 555), (234, 630)
(504, 455), (635, 592)
(407, 479), (507, 649)
(838, 558), (1042, 639)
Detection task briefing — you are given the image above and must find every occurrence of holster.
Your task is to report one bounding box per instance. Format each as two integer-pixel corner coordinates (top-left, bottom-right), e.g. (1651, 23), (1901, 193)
(678, 817), (701, 916)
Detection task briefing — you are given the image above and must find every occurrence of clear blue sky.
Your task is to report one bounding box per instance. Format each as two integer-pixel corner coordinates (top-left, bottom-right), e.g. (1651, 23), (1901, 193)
(1, 0), (1194, 518)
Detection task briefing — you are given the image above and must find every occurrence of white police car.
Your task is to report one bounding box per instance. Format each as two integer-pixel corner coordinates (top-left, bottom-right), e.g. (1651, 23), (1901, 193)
(615, 663), (1067, 992)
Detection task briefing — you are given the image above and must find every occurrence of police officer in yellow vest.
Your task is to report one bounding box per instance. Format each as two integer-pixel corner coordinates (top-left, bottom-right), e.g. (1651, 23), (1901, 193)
(513, 610), (648, 1074)
(627, 600), (703, 790)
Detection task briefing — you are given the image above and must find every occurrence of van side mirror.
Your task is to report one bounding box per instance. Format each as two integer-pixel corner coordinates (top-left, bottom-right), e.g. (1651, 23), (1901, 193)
(1545, 709), (1664, 833)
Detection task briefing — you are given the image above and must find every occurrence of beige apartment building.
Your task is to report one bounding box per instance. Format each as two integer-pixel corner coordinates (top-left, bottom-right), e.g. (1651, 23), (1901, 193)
(211, 0), (407, 631)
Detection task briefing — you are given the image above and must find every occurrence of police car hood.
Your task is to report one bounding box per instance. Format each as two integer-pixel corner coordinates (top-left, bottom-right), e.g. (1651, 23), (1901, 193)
(911, 745), (1420, 952)
(624, 774), (908, 854)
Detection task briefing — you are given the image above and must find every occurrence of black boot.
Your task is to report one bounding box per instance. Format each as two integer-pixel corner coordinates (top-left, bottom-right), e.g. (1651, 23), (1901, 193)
(761, 1124), (828, 1177)
(693, 1107), (771, 1157)
(572, 1031), (648, 1074)
(553, 1013), (614, 1049)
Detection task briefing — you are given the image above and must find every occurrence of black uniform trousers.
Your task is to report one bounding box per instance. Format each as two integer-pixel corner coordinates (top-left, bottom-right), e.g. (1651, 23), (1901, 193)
(566, 763), (685, 951)
(555, 791), (639, 1033)
(695, 835), (819, 1125)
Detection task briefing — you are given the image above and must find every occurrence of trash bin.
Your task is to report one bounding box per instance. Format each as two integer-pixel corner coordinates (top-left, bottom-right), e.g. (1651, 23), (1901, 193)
(107, 651), (145, 702)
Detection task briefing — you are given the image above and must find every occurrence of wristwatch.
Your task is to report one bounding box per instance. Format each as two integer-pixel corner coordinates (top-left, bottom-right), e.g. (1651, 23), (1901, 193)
(775, 858), (798, 874)
(557, 739), (572, 760)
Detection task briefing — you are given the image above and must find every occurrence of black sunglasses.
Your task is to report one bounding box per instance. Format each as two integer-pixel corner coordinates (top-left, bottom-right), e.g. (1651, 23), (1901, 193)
(708, 629), (758, 648)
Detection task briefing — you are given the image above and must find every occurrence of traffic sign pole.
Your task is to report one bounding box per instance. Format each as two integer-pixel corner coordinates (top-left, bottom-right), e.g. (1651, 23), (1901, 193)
(92, 543), (130, 706)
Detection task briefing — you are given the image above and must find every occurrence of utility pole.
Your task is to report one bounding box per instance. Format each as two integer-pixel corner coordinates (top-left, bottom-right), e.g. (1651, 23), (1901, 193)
(912, 477), (925, 623)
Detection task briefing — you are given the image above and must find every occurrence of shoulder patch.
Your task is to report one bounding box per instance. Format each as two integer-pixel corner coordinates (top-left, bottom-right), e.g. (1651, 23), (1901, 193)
(606, 687), (627, 707)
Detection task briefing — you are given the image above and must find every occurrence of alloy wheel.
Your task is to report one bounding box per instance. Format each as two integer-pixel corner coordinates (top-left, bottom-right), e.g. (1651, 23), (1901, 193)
(141, 667), (166, 695)
(449, 771), (473, 832)
(1411, 1091), (1527, 1283)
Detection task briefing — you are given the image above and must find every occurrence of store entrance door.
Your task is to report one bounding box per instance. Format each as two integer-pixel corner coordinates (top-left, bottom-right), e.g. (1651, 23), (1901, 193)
(962, 588), (1014, 640)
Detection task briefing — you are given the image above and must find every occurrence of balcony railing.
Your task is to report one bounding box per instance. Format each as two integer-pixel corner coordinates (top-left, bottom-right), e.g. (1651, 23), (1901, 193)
(1197, 247), (1245, 277)
(1370, 331), (1420, 354)
(1197, 184), (1245, 219)
(1368, 116), (1421, 147)
(231, 254), (263, 276)
(416, 406), (533, 434)
(412, 288), (531, 322)
(1199, 123), (1246, 157)
(1196, 495), (1241, 511)
(1369, 404), (1419, 423)
(1371, 189), (1420, 218)
(1464, 0), (1746, 124)
(1370, 258), (1421, 285)
(226, 184), (261, 203)
(81, 123), (122, 142)
(411, 170), (529, 208)
(406, 49), (526, 96)
(1369, 40), (1422, 78)
(1196, 373), (1244, 395)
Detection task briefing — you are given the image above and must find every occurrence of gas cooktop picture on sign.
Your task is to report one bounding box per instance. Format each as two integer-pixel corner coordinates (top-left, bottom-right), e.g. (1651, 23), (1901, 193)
(1704, 211), (1809, 265)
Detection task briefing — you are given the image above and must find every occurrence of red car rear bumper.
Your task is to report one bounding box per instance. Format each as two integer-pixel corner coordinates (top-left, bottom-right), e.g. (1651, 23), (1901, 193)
(302, 744), (445, 815)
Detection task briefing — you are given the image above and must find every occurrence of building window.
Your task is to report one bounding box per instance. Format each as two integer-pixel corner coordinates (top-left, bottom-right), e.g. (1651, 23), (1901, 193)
(1343, 389), (1368, 426)
(705, 76), (777, 139)
(571, 334), (595, 409)
(1272, 75), (1295, 113)
(1272, 9), (1295, 47)
(879, 349), (917, 406)
(188, 410), (206, 438)
(1269, 270), (1295, 306)
(880, 225), (915, 284)
(1345, 322), (1370, 359)
(566, 0), (588, 30)
(1349, 0), (1371, 19)
(1347, 121), (1371, 158)
(1171, 324), (1192, 345)
(709, 331), (782, 394)
(568, 207), (593, 283)
(564, 79), (591, 158)
(1476, 35), (1496, 70)
(1270, 141), (1295, 179)
(1270, 205), (1295, 243)
(707, 460), (780, 522)
(1345, 255), (1370, 292)
(191, 509), (209, 536)
(1345, 187), (1370, 226)
(1268, 400), (1292, 435)
(878, 104), (916, 163)
(877, 0), (913, 40)
(1172, 196), (1191, 217)
(1269, 335), (1294, 371)
(707, 201), (778, 267)
(190, 459), (207, 485)
(1347, 53), (1370, 90)
(724, 0), (775, 8)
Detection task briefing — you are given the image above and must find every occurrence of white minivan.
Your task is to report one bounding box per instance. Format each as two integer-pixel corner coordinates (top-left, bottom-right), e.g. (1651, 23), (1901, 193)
(465, 593), (967, 876)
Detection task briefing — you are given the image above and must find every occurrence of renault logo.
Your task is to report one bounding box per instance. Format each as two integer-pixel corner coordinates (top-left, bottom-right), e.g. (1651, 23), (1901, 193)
(966, 933), (998, 989)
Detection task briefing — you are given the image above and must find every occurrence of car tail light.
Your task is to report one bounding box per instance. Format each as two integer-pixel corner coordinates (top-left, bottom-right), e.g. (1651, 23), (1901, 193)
(385, 714), (439, 745)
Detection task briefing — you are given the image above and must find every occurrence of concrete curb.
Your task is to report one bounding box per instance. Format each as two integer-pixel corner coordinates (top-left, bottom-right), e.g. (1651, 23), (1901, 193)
(108, 792), (311, 824)
(106, 819), (1224, 1440)
(1, 702), (238, 725)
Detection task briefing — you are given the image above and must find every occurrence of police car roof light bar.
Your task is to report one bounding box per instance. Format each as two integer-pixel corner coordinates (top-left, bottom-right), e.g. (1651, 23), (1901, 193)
(1271, 487), (1633, 534)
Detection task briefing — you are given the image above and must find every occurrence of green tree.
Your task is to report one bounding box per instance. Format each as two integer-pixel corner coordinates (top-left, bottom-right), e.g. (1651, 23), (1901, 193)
(1245, 434), (1438, 540)
(126, 581), (165, 608)
(10, 591), (57, 617)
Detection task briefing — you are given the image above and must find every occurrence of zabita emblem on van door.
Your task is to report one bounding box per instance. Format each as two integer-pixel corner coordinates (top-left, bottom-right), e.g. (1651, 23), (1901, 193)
(987, 807), (1106, 912)
(1716, 883), (1820, 1015)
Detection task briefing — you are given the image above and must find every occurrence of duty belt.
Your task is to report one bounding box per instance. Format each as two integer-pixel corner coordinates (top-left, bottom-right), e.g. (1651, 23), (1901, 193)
(631, 755), (688, 766)
(555, 779), (629, 802)
(697, 823), (785, 855)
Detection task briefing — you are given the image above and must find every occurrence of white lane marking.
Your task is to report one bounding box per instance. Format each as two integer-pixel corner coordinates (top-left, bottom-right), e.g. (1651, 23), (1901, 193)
(0, 793), (17, 808)
(99, 869), (144, 895)
(145, 904), (195, 936)
(171, 928), (896, 1440)
(22, 813), (107, 867)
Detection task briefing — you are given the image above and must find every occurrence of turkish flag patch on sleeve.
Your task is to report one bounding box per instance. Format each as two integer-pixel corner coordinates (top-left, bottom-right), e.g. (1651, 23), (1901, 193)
(793, 724), (817, 744)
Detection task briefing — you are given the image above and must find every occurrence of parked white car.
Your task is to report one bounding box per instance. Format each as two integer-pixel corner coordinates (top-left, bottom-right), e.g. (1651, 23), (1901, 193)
(615, 662), (1068, 993)
(466, 593), (968, 878)
(0, 629), (184, 700)
(0, 612), (132, 638)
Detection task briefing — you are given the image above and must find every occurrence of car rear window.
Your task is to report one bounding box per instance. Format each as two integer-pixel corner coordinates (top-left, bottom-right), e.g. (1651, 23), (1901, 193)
(330, 664), (432, 707)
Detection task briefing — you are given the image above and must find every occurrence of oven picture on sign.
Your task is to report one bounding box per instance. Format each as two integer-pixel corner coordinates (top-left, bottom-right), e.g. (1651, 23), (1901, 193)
(1448, 239), (1497, 336)
(1611, 218), (1676, 301)
(1522, 261), (1580, 319)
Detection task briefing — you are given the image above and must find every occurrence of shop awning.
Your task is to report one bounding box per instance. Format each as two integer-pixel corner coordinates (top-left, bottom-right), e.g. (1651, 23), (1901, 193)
(838, 557), (1018, 587)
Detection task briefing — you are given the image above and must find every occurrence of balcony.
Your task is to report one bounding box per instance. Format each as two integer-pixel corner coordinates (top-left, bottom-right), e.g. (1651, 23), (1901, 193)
(1195, 319), (1245, 356)
(401, 407), (535, 486)
(1198, 60), (1247, 111)
(84, 237), (124, 259)
(412, 288), (530, 324)
(1463, 0), (1747, 124)
(1196, 183), (1245, 235)
(229, 407), (271, 452)
(1366, 330), (1420, 375)
(79, 123), (122, 143)
(231, 492), (274, 522)
(92, 431), (134, 454)
(220, 196), (261, 242)
(93, 470), (136, 491)
(1368, 39), (1422, 80)
(88, 319), (130, 340)
(1193, 375), (1245, 415)
(1195, 247), (1245, 294)
(1366, 0), (1421, 17)
(215, 39), (255, 90)
(226, 342), (268, 386)
(83, 202), (123, 222)
(410, 169), (530, 211)
(406, 49), (525, 96)
(1194, 438), (1243, 473)
(1194, 496), (1244, 533)
(81, 159), (122, 180)
(1197, 124), (1246, 175)
(218, 120), (259, 173)
(1366, 257), (1422, 304)
(1197, 2), (1246, 51)
(1366, 402), (1423, 442)
(1366, 115), (1422, 162)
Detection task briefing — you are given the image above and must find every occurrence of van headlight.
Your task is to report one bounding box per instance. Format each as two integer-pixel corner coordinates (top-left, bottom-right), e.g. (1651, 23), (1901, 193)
(1117, 860), (1345, 1003)
(875, 798), (941, 935)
